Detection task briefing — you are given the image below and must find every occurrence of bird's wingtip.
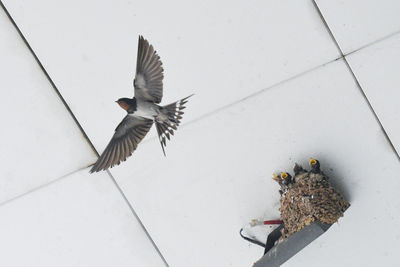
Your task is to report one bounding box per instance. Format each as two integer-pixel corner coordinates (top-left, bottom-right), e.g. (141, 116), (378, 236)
(89, 164), (99, 174)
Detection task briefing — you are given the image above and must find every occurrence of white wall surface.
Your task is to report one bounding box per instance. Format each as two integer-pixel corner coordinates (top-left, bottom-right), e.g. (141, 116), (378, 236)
(0, 0), (399, 266)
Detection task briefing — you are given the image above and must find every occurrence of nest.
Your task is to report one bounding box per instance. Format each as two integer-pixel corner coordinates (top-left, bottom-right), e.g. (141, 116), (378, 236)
(273, 158), (349, 239)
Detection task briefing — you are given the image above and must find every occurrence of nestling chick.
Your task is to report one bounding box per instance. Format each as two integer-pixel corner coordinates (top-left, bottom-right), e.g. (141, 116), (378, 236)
(280, 172), (293, 186)
(293, 163), (306, 175)
(309, 158), (321, 173)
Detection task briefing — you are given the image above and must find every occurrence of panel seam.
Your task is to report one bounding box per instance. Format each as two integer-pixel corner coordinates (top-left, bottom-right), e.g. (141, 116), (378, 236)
(312, 0), (400, 160)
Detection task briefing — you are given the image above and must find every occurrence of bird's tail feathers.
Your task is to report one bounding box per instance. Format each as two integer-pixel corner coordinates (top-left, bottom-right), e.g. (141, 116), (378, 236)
(156, 94), (193, 156)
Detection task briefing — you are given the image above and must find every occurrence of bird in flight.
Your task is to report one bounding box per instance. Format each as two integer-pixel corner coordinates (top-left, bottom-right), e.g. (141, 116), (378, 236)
(90, 36), (192, 173)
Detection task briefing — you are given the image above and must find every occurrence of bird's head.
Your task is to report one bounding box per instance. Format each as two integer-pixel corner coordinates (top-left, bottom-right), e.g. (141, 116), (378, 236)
(116, 98), (136, 112)
(116, 98), (131, 111)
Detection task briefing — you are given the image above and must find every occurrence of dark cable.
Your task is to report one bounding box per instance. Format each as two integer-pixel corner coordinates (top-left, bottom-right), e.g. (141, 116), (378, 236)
(239, 228), (266, 248)
(240, 224), (284, 253)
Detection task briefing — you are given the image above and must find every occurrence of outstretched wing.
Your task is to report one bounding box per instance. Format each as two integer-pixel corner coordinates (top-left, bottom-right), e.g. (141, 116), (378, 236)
(134, 36), (164, 103)
(90, 116), (153, 173)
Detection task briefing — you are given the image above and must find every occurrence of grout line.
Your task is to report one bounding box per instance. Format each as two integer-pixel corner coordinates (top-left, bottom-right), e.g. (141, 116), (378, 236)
(0, 2), (170, 265)
(344, 30), (400, 57)
(0, 0), (98, 157)
(311, 0), (343, 55)
(343, 60), (400, 160)
(0, 165), (90, 208)
(312, 0), (400, 161)
(179, 56), (342, 129)
(106, 170), (170, 267)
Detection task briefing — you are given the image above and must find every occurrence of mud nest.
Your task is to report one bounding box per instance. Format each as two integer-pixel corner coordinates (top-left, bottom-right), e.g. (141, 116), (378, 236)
(273, 158), (349, 239)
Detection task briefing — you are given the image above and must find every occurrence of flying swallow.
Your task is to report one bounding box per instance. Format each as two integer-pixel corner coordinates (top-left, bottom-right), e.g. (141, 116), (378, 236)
(90, 36), (192, 173)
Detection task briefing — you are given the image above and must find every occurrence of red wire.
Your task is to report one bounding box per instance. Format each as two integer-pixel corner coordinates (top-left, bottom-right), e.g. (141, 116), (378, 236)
(263, 220), (283, 225)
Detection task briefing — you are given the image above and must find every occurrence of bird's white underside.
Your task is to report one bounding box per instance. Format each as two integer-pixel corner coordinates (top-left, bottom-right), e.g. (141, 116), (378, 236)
(131, 100), (159, 120)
